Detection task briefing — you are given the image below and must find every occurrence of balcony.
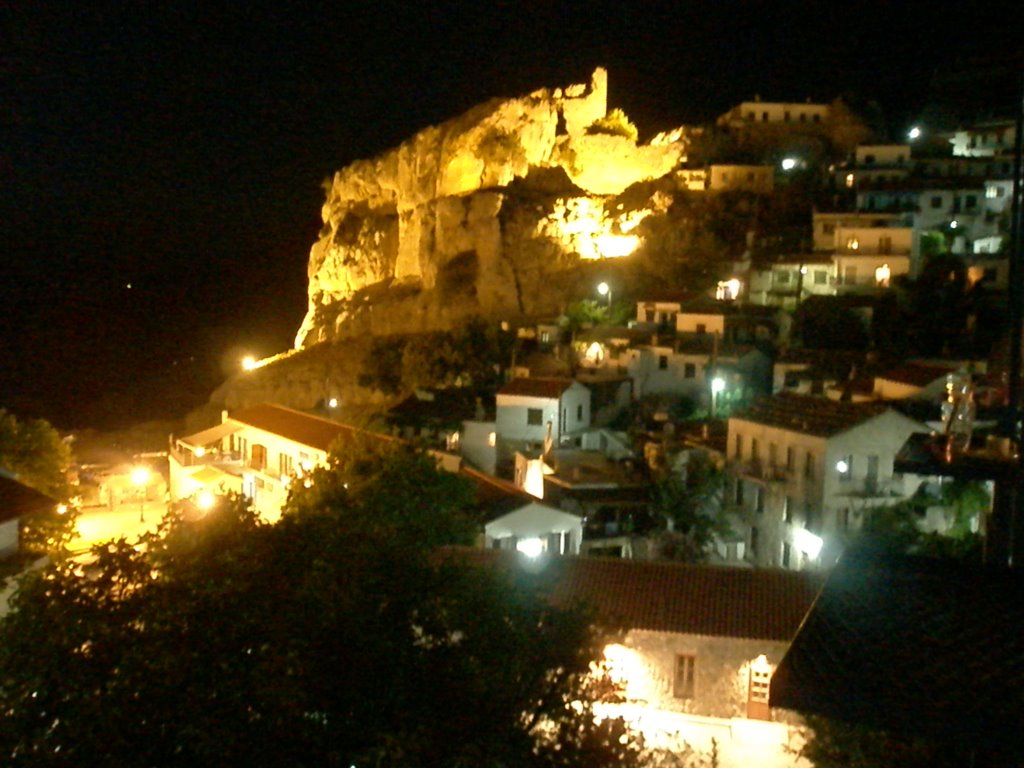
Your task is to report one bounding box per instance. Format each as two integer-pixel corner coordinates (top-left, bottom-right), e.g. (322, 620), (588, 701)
(732, 458), (788, 484)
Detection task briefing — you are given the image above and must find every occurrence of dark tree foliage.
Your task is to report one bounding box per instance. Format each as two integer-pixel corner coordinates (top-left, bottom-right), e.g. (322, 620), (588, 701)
(651, 453), (731, 563)
(0, 442), (641, 767)
(0, 408), (77, 556)
(794, 297), (869, 351)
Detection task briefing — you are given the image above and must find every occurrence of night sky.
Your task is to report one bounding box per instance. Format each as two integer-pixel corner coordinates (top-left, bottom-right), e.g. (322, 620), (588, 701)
(2, 0), (1019, 428)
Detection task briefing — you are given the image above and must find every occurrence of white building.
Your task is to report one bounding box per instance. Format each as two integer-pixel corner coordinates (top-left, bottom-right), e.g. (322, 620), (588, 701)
(726, 394), (929, 569)
(169, 403), (378, 521)
(717, 100), (830, 128)
(495, 378), (591, 456)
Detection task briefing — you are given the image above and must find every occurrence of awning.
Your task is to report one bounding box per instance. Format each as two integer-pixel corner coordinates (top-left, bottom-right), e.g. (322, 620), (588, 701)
(178, 422), (241, 450)
(189, 465), (236, 485)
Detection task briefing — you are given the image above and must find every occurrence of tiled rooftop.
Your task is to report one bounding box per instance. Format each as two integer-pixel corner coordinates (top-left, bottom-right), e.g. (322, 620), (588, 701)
(449, 549), (821, 642)
(771, 551), (1024, 753)
(732, 393), (889, 437)
(229, 403), (368, 453)
(876, 361), (957, 388)
(0, 475), (57, 523)
(498, 377), (578, 399)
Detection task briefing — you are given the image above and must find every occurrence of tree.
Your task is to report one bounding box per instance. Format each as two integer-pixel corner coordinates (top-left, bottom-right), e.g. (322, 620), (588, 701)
(0, 408), (77, 556)
(0, 409), (71, 500)
(651, 453), (732, 563)
(0, 442), (642, 766)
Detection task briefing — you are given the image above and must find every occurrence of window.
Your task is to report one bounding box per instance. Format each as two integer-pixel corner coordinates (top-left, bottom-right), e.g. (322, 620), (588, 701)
(279, 453), (293, 477)
(527, 408), (543, 426)
(684, 362), (696, 378)
(762, 111), (769, 122)
(799, 113), (807, 123)
(846, 237), (859, 251)
(782, 543), (792, 568)
(696, 323), (707, 334)
(645, 309), (655, 322)
(879, 236), (892, 254)
(251, 444), (267, 471)
(751, 438), (760, 462)
(769, 443), (778, 468)
(784, 496), (795, 522)
(804, 451), (815, 480)
(658, 355), (669, 370)
(735, 478), (745, 505)
(746, 111), (755, 121)
(865, 154), (876, 164)
(838, 508), (850, 530)
(735, 434), (744, 459)
(812, 113), (821, 123)
(845, 265), (858, 284)
(822, 223), (835, 235)
(775, 270), (791, 285)
(805, 504), (819, 533)
(786, 446), (795, 471)
(931, 195), (943, 209)
(814, 269), (828, 285)
(755, 487), (765, 514)
(784, 110), (791, 122)
(750, 526), (760, 555)
(673, 654), (696, 699)
(576, 404), (583, 421)
(965, 194), (978, 209)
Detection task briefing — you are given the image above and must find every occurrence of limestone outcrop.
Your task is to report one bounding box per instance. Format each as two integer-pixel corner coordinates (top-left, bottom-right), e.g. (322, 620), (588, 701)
(296, 68), (689, 348)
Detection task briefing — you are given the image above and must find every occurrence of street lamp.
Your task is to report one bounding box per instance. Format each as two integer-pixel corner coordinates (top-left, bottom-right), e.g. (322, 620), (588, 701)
(597, 281), (612, 308)
(242, 355), (258, 371)
(711, 376), (726, 417)
(131, 466), (150, 522)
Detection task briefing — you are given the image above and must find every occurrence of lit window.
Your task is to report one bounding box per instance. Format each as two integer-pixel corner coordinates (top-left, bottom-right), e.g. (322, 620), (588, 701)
(846, 237), (860, 251)
(488, 432), (496, 447)
(673, 654), (696, 699)
(845, 173), (855, 188)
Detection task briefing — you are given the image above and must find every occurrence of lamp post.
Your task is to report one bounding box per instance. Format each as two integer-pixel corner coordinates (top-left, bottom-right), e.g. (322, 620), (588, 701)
(597, 281), (612, 308)
(131, 466), (150, 523)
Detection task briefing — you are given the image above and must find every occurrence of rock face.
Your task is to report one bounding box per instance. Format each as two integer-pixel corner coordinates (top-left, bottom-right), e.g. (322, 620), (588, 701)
(296, 68), (689, 348)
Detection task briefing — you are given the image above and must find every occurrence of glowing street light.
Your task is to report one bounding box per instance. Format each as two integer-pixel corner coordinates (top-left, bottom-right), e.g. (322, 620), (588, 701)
(516, 538), (545, 558)
(711, 376), (726, 417)
(131, 465), (151, 523)
(597, 281), (612, 308)
(241, 355), (258, 371)
(908, 126), (922, 140)
(781, 157), (797, 171)
(196, 490), (216, 512)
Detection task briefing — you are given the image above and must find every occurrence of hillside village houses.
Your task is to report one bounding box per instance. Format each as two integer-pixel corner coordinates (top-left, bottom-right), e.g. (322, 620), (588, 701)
(169, 91), (1010, 575)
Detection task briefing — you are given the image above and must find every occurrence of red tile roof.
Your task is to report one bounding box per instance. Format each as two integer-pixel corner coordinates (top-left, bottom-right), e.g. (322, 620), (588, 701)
(228, 403), (374, 453)
(498, 377), (578, 399)
(448, 549), (821, 642)
(876, 362), (956, 388)
(732, 393), (889, 438)
(0, 475), (57, 523)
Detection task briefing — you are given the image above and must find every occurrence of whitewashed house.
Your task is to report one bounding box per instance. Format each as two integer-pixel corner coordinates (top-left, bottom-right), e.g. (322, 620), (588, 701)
(169, 403), (374, 521)
(495, 378), (591, 457)
(726, 394), (929, 569)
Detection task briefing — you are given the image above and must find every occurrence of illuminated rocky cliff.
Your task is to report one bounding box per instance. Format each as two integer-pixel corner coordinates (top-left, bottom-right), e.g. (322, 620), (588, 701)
(295, 68), (689, 348)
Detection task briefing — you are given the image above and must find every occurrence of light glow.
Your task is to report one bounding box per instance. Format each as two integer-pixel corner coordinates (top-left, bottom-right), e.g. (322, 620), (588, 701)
(950, 219), (958, 230)
(908, 126), (921, 140)
(793, 527), (823, 559)
(711, 377), (726, 394)
(328, 397), (339, 409)
(875, 263), (891, 286)
(196, 490), (215, 511)
(781, 157), (797, 171)
(131, 466), (151, 487)
(242, 355), (258, 371)
(516, 537), (545, 558)
(835, 459), (849, 474)
(194, 446), (206, 458)
(716, 277), (741, 300)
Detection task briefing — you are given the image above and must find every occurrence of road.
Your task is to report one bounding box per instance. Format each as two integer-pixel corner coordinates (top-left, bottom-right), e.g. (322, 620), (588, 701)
(70, 499), (168, 553)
